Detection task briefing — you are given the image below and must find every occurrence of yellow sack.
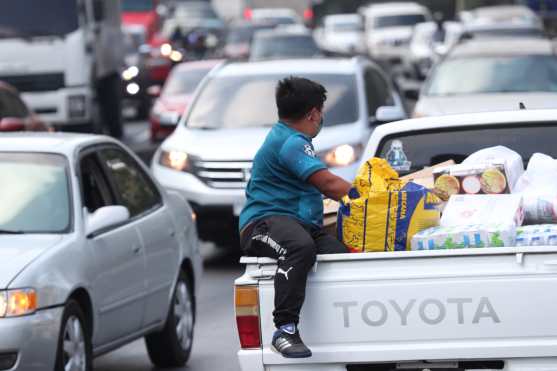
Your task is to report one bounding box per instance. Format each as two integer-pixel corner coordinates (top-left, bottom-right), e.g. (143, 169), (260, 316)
(338, 158), (441, 252)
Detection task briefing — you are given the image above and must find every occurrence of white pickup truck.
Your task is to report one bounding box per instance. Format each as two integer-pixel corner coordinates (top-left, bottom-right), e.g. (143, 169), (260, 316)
(234, 109), (557, 371)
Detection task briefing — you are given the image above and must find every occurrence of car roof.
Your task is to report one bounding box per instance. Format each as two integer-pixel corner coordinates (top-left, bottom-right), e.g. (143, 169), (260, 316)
(215, 58), (362, 77)
(174, 59), (224, 72)
(254, 27), (311, 38)
(324, 14), (361, 24)
(463, 5), (537, 21)
(0, 133), (118, 157)
(362, 2), (428, 16)
(449, 37), (554, 58)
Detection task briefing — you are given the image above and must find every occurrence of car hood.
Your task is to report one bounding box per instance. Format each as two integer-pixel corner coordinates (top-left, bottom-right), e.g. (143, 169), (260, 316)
(415, 92), (557, 116)
(162, 122), (364, 161)
(0, 234), (63, 288)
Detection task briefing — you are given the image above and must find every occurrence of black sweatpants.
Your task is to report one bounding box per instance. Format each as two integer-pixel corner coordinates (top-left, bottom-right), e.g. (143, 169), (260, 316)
(241, 215), (348, 327)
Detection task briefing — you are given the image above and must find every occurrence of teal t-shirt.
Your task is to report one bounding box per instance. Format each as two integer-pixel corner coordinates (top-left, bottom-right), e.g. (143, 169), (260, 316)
(239, 122), (327, 230)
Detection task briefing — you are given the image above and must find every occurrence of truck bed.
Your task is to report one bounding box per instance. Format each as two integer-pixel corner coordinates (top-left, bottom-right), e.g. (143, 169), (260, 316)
(238, 246), (557, 367)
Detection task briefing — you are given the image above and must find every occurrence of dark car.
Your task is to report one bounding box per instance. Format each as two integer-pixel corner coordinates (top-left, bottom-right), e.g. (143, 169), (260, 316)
(223, 21), (277, 60)
(249, 27), (322, 61)
(0, 82), (49, 132)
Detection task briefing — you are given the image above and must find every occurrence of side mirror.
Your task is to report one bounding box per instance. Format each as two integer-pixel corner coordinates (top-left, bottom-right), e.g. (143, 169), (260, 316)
(0, 117), (26, 132)
(147, 85), (162, 97)
(86, 205), (130, 238)
(374, 106), (406, 125)
(93, 0), (104, 22)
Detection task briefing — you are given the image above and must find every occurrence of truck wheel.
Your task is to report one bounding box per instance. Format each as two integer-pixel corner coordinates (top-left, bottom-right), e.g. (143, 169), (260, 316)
(54, 300), (92, 371)
(145, 271), (194, 367)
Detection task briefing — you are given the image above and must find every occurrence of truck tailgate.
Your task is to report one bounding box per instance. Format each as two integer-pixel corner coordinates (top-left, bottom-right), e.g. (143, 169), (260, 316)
(252, 247), (557, 365)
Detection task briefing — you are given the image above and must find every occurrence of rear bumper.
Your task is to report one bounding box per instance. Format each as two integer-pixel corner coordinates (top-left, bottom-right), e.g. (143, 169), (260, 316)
(237, 354), (557, 371)
(22, 86), (93, 125)
(0, 306), (63, 370)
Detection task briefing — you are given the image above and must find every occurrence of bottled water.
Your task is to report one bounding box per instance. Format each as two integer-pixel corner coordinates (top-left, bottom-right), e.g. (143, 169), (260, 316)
(386, 140), (411, 171)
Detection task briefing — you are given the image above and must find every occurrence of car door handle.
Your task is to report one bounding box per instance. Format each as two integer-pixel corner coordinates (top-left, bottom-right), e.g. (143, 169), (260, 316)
(132, 244), (142, 254)
(169, 228), (175, 237)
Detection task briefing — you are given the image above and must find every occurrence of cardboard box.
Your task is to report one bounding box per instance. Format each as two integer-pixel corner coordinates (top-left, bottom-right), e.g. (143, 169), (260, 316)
(433, 161), (511, 200)
(401, 160), (455, 189)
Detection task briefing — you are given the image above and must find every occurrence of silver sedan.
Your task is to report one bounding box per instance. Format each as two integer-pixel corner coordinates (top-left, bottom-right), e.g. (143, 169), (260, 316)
(0, 133), (202, 371)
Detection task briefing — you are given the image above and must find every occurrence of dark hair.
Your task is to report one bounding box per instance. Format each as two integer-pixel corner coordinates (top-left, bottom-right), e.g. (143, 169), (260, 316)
(275, 76), (327, 121)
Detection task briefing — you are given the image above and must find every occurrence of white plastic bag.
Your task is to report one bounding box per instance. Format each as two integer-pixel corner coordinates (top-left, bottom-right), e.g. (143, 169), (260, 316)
(514, 153), (557, 223)
(463, 146), (524, 192)
(441, 194), (524, 228)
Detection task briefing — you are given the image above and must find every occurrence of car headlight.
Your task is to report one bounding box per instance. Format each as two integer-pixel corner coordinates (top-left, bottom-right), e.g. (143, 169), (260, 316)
(122, 65), (139, 81)
(159, 150), (190, 172)
(322, 144), (363, 167)
(0, 289), (37, 317)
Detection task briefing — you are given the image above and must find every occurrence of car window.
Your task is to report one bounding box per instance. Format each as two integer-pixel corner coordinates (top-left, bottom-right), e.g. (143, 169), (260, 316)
(0, 89), (28, 119)
(375, 124), (557, 175)
(364, 68), (392, 117)
(187, 73), (359, 129)
(99, 147), (162, 217)
(0, 152), (71, 233)
(374, 14), (426, 28)
(250, 35), (321, 60)
(79, 153), (115, 213)
(425, 55), (557, 95)
(163, 66), (213, 96)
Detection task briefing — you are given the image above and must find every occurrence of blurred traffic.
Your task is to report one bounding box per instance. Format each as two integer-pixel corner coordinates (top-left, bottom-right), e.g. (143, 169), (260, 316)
(2, 0), (557, 370)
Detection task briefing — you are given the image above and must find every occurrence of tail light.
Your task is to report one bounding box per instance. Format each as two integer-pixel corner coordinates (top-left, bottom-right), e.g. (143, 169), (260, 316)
(303, 8), (314, 21)
(243, 7), (253, 20)
(235, 285), (261, 349)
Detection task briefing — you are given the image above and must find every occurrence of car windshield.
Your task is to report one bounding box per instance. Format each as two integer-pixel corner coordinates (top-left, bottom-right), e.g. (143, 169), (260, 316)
(0, 153), (71, 233)
(331, 21), (363, 32)
(187, 73), (359, 129)
(470, 28), (544, 38)
(0, 0), (79, 38)
(163, 66), (214, 96)
(374, 14), (426, 28)
(175, 5), (218, 19)
(375, 124), (557, 175)
(256, 16), (296, 25)
(226, 25), (274, 44)
(122, 0), (154, 12)
(426, 55), (557, 95)
(251, 35), (320, 60)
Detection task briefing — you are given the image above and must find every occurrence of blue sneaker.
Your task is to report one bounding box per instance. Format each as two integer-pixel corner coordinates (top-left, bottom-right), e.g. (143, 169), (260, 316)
(271, 324), (312, 358)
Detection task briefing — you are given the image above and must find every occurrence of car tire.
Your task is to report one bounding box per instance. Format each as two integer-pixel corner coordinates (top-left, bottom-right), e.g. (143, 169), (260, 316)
(54, 299), (92, 371)
(145, 271), (194, 368)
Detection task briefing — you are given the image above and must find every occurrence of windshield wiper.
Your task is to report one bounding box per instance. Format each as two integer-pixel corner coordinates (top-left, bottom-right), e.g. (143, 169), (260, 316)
(0, 229), (24, 234)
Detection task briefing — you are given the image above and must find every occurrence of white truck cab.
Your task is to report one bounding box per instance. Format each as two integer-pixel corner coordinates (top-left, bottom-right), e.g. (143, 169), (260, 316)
(0, 0), (122, 129)
(235, 109), (557, 371)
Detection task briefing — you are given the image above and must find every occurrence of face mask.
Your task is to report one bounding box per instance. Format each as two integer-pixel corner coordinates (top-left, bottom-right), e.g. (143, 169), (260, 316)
(312, 117), (323, 138)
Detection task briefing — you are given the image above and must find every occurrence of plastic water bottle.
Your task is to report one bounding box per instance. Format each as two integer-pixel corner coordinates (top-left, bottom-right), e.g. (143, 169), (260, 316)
(386, 140), (410, 171)
(531, 236), (544, 246)
(515, 236), (528, 247)
(547, 234), (557, 246)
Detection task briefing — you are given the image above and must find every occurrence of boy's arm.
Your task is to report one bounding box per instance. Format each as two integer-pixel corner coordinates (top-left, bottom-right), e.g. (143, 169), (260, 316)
(308, 169), (352, 201)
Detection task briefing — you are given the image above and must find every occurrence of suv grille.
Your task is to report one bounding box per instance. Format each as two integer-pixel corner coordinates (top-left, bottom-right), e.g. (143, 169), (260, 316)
(192, 160), (252, 189)
(0, 73), (65, 93)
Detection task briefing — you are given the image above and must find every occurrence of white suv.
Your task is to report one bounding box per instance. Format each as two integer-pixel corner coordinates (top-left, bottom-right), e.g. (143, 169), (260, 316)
(151, 57), (406, 246)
